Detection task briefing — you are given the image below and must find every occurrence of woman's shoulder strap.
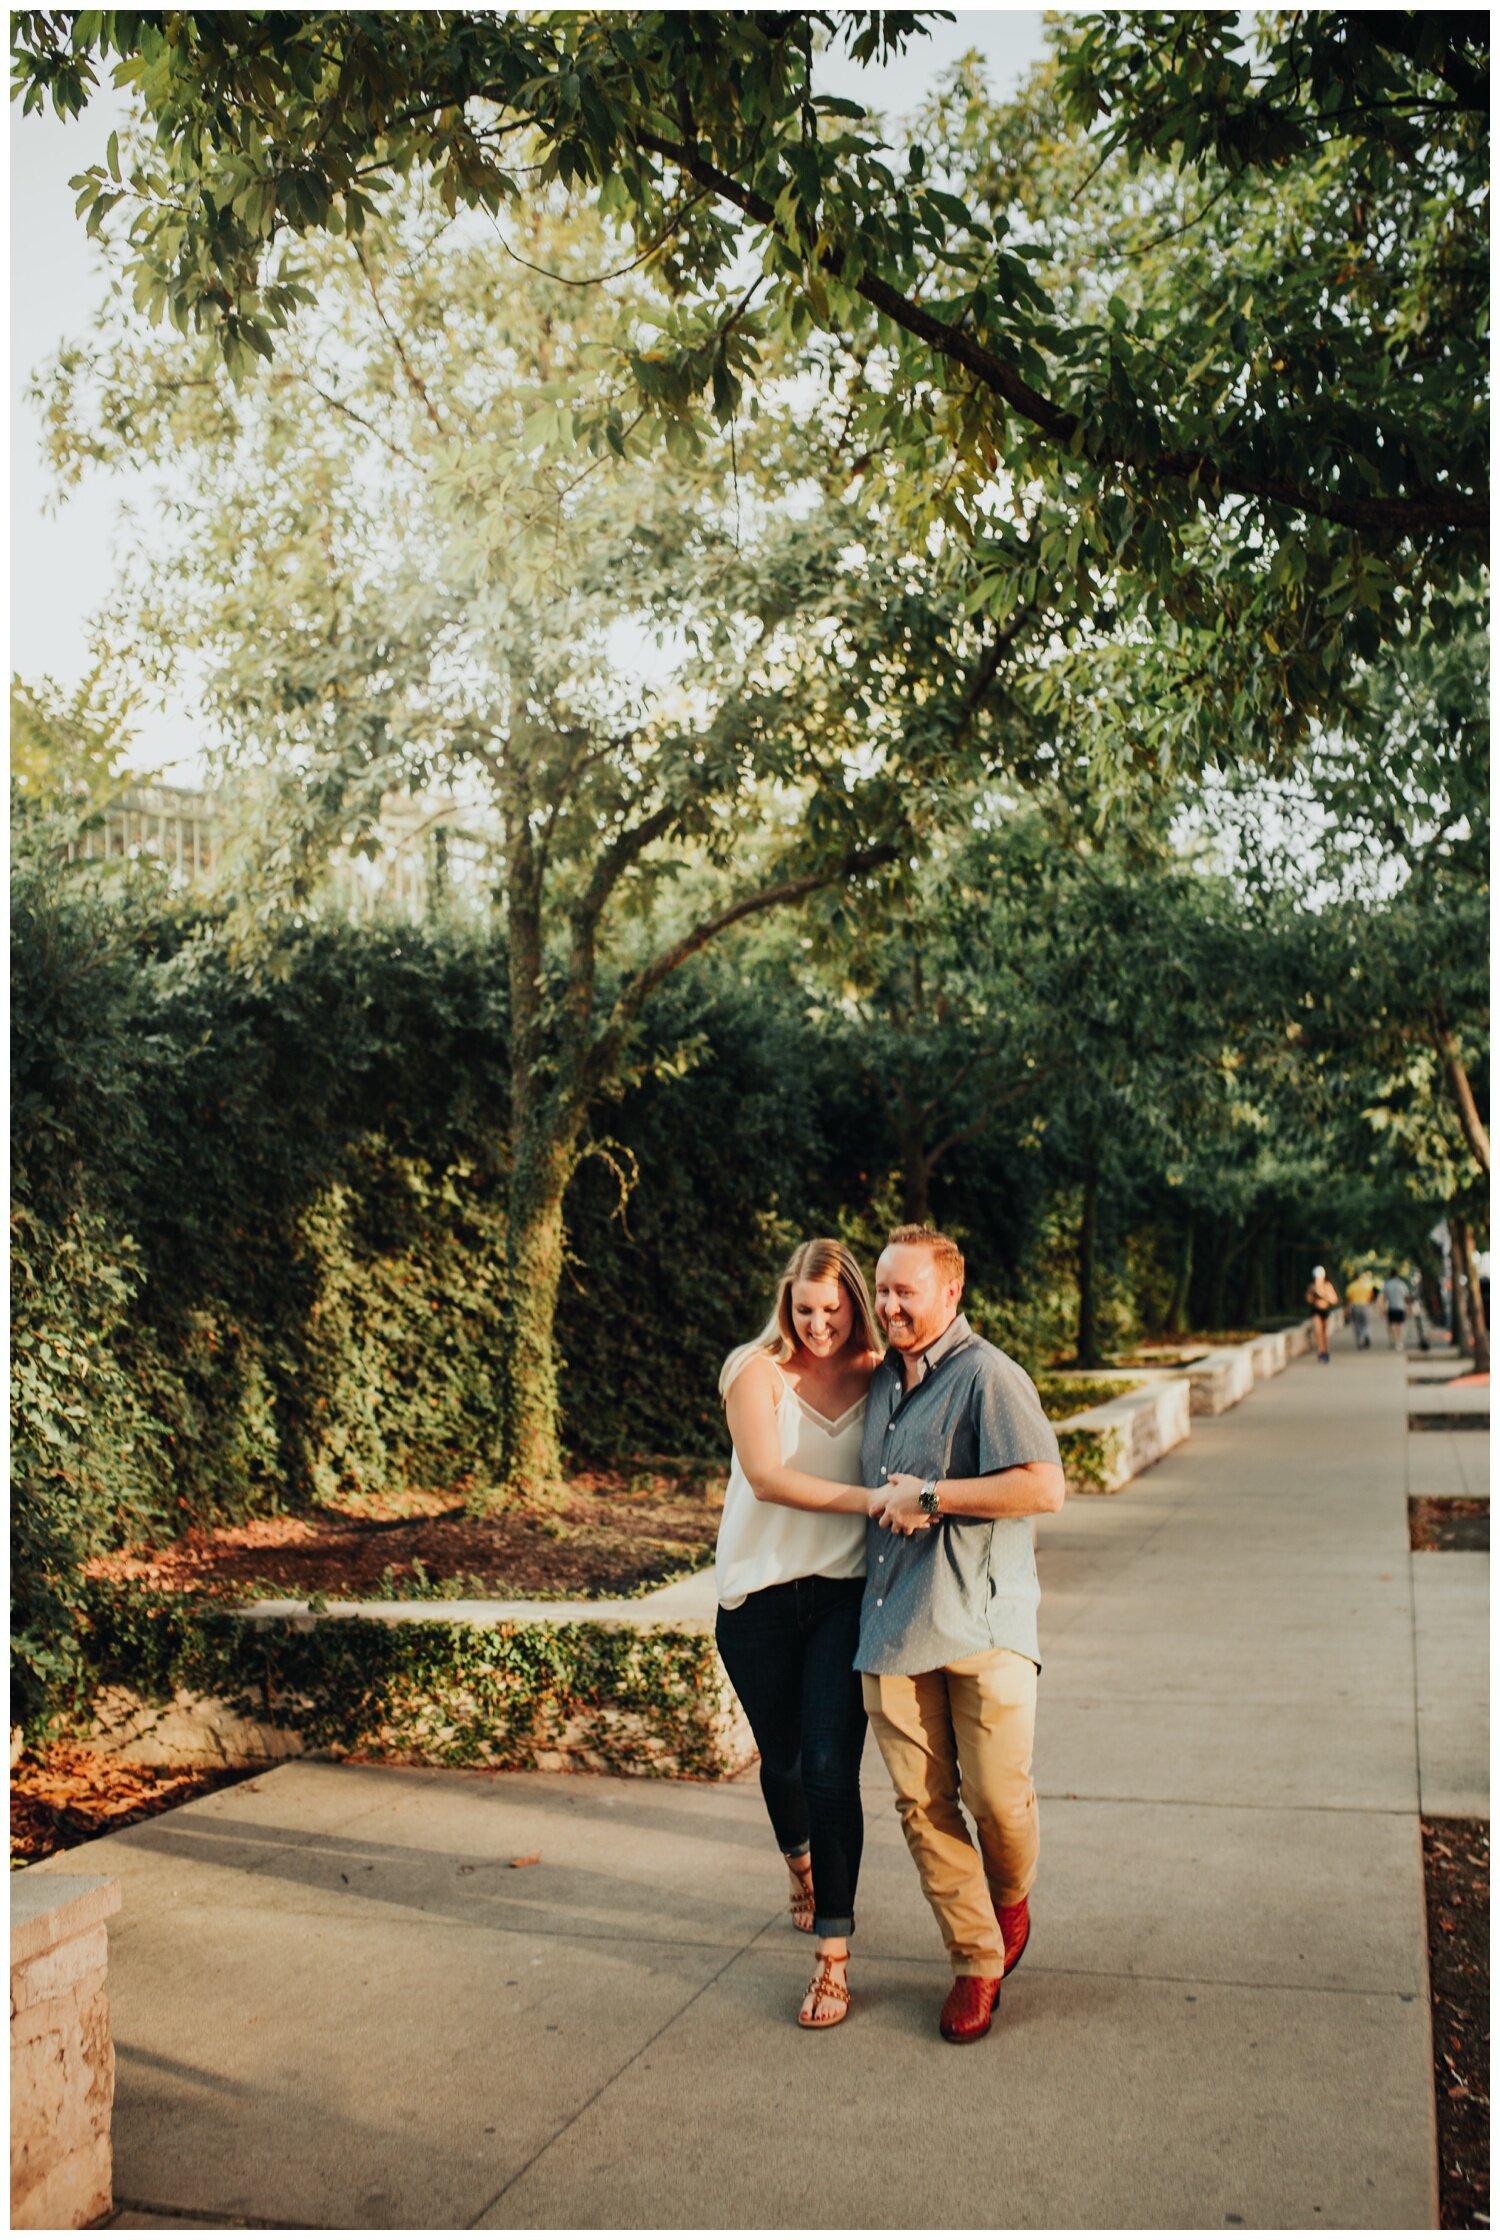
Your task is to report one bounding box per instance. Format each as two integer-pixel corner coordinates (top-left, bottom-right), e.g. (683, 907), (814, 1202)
(720, 1343), (790, 1403)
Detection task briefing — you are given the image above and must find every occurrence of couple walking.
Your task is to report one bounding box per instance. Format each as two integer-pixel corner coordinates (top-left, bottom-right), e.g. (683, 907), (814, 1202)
(713, 1225), (1065, 2043)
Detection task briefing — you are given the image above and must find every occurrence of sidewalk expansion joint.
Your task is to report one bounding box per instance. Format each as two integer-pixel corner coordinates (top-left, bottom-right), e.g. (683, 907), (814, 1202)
(1034, 1789), (1416, 1816)
(148, 1893), (792, 1950)
(971, 1960), (1424, 2001)
(464, 1914), (780, 2229)
(108, 2196), (318, 2229)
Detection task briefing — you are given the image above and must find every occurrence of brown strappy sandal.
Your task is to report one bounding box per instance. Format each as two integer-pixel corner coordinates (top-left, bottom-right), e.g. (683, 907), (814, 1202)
(798, 1952), (850, 2030)
(787, 1857), (815, 1935)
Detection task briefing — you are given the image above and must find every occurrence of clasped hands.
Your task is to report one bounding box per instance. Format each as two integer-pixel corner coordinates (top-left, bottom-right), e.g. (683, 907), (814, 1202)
(871, 1471), (937, 1536)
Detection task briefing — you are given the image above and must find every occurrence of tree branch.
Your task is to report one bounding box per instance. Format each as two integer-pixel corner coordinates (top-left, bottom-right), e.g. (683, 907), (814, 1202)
(926, 1057), (1064, 1169)
(637, 128), (1486, 538)
(588, 844), (898, 1088)
(573, 801), (679, 932)
(351, 239), (449, 439)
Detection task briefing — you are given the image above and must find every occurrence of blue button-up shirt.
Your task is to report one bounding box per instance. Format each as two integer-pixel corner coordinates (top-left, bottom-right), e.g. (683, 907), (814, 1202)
(855, 1313), (1060, 1674)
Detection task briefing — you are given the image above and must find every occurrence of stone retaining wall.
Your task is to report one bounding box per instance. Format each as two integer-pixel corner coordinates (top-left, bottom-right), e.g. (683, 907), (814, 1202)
(1056, 1375), (1193, 1494)
(1180, 1344), (1258, 1416)
(11, 1873), (120, 2230)
(1058, 1314), (1335, 1481)
(87, 1682), (309, 1771)
(84, 1607), (754, 1780)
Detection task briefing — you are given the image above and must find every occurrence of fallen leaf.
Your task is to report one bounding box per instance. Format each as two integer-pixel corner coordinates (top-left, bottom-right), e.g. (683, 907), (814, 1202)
(509, 1852), (542, 1868)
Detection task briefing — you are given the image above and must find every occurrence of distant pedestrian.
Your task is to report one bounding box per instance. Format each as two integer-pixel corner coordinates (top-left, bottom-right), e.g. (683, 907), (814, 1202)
(1306, 1266), (1339, 1363)
(1344, 1270), (1378, 1351)
(1382, 1272), (1411, 1350)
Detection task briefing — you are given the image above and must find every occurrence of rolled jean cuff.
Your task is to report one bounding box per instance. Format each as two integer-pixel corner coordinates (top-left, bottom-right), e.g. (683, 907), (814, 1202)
(814, 1911), (854, 1939)
(783, 1842), (811, 1862)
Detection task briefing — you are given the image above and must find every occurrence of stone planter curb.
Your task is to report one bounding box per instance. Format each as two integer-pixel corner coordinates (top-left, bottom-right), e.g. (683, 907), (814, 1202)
(84, 1608), (753, 1782)
(11, 1872), (121, 2232)
(1055, 1376), (1193, 1494)
(1056, 1314), (1337, 1485)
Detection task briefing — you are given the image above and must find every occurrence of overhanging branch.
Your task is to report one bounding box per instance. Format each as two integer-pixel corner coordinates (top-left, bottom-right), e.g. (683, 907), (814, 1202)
(637, 129), (1486, 539)
(588, 843), (897, 1087)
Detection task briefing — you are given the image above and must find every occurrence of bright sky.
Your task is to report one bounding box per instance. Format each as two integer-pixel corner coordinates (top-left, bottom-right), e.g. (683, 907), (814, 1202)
(9, 10), (1049, 780)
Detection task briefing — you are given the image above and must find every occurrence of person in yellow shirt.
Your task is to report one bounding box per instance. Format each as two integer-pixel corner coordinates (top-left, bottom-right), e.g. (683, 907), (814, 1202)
(1344, 1271), (1379, 1350)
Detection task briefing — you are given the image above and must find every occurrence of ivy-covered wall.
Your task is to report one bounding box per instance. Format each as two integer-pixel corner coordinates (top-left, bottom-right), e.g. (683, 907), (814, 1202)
(79, 1584), (746, 1779)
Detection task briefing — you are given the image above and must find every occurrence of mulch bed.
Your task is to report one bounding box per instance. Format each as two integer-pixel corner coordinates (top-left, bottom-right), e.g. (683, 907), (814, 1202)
(85, 1465), (723, 1603)
(1409, 1499), (1490, 1554)
(11, 1743), (261, 1869)
(1423, 1819), (1490, 2229)
(15, 1471), (724, 1868)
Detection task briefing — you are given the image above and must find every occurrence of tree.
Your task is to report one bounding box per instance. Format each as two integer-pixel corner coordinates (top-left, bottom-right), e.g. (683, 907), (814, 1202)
(1212, 592), (1489, 1192)
(793, 789), (1315, 1364)
(40, 187), (1080, 1503)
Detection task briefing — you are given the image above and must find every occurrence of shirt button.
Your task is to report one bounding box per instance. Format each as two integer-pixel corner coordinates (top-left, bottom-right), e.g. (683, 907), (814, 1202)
(878, 1554), (885, 1564)
(875, 1597), (883, 1607)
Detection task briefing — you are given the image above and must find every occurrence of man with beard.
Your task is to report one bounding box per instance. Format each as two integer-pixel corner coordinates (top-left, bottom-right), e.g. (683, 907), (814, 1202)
(857, 1225), (1066, 2044)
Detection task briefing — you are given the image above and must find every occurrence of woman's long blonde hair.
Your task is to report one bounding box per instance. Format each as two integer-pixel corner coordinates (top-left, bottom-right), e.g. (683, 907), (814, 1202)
(719, 1239), (880, 1398)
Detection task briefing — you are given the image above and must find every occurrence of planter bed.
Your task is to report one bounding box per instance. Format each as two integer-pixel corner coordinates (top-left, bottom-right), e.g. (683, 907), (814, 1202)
(64, 1317), (1338, 1779)
(1056, 1313), (1334, 1485)
(78, 1588), (752, 1782)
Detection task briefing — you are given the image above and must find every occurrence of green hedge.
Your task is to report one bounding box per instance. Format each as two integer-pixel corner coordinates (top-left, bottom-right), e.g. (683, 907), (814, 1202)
(11, 842), (903, 1724)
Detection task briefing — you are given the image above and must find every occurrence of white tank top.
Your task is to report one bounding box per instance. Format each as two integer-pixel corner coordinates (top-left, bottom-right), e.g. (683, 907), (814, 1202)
(714, 1353), (868, 1609)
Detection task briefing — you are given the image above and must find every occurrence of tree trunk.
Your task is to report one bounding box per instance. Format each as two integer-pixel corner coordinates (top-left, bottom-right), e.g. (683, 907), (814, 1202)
(1166, 1218), (1194, 1334)
(900, 1125), (931, 1226)
(1451, 1214), (1490, 1374)
(1203, 1220), (1232, 1334)
(1433, 1012), (1490, 1178)
(1075, 1157), (1104, 1368)
(492, 1124), (577, 1508)
(1231, 1216), (1270, 1328)
(1248, 1228), (1273, 1327)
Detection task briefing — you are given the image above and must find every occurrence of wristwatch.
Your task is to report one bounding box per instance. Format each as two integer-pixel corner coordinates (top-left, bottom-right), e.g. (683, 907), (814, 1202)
(919, 1478), (941, 1518)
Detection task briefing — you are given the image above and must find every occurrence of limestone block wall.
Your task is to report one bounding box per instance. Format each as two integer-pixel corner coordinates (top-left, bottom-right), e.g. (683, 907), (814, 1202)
(84, 1608), (756, 1779)
(1057, 1377), (1193, 1494)
(11, 1873), (120, 2230)
(1181, 1344), (1258, 1416)
(1249, 1330), (1290, 1379)
(88, 1682), (309, 1770)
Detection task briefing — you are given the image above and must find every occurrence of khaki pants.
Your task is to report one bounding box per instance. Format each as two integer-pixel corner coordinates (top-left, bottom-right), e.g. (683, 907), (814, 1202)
(862, 1648), (1039, 1977)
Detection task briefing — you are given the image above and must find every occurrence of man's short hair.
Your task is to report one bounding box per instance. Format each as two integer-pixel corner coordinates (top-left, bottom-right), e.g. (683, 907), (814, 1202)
(886, 1224), (965, 1289)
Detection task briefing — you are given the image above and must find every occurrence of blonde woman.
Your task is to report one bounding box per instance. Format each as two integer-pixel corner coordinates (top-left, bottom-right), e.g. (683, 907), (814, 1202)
(716, 1239), (883, 2030)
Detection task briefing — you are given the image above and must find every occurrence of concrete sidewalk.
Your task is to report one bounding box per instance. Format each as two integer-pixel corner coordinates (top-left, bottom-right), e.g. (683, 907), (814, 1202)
(26, 1334), (1485, 2228)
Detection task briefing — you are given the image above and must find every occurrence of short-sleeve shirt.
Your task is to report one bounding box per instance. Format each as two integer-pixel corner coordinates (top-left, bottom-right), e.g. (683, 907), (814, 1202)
(854, 1314), (1061, 1675)
(1384, 1277), (1411, 1312)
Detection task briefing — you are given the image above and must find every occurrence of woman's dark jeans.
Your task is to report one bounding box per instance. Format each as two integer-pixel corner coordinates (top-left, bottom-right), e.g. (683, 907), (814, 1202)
(715, 1572), (867, 1939)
